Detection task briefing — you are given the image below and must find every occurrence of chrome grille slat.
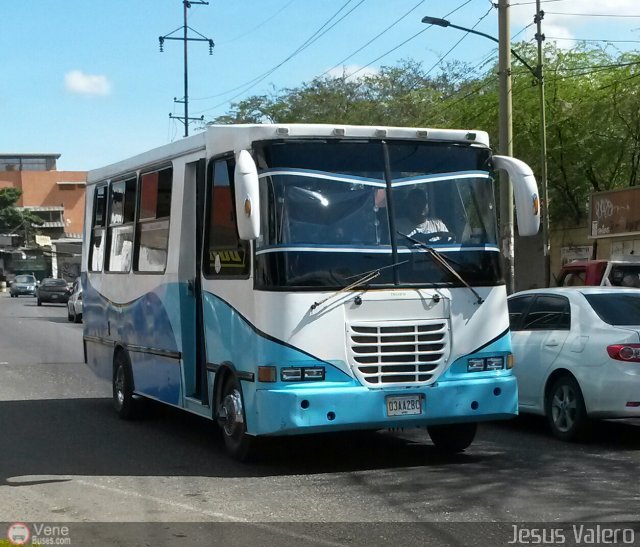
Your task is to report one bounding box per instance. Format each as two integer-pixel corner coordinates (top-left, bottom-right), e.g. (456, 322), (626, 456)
(347, 320), (449, 387)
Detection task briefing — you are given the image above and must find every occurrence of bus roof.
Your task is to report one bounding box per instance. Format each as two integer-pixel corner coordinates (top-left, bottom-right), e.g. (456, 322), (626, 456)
(87, 123), (490, 185)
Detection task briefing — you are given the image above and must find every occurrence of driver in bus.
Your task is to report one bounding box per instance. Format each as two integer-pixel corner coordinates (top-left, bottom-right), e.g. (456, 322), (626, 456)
(396, 188), (450, 238)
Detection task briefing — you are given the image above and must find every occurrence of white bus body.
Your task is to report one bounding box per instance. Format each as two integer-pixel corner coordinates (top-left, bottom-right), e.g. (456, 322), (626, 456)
(82, 124), (540, 459)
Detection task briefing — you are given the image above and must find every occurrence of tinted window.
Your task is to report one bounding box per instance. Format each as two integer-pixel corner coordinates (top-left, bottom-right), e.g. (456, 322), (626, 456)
(134, 167), (172, 272)
(204, 157), (249, 277)
(609, 266), (640, 288)
(106, 177), (136, 273)
(585, 293), (640, 325)
(43, 279), (67, 286)
(507, 295), (534, 331)
(89, 185), (107, 272)
(521, 295), (570, 330)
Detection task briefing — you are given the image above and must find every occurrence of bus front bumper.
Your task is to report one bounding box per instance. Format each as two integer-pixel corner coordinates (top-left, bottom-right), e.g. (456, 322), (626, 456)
(250, 375), (517, 436)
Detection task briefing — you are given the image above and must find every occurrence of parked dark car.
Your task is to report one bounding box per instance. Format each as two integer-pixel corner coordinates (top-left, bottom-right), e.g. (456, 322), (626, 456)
(37, 278), (71, 306)
(10, 274), (37, 297)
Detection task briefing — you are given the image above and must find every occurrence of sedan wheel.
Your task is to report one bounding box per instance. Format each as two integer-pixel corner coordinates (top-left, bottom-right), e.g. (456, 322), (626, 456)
(546, 375), (590, 441)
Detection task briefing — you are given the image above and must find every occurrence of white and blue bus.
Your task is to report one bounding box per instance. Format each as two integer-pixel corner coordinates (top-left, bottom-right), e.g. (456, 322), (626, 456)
(82, 124), (539, 460)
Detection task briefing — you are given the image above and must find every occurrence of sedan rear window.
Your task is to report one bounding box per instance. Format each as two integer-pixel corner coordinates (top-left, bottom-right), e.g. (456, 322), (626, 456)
(585, 293), (640, 325)
(43, 279), (68, 286)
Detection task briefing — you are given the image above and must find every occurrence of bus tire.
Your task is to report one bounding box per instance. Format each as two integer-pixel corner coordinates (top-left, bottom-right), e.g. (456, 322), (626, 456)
(428, 422), (477, 453)
(113, 350), (136, 420)
(217, 374), (258, 462)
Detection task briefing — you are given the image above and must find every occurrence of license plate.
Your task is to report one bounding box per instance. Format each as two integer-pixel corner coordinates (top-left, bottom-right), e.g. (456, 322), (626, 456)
(51, 294), (59, 299)
(386, 394), (423, 417)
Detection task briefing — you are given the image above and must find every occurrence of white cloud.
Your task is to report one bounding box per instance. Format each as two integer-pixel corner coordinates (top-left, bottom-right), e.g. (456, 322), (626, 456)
(325, 65), (380, 80)
(64, 70), (112, 96)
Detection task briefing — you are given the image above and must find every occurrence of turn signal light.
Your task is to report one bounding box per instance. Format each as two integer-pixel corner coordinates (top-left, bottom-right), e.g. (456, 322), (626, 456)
(607, 344), (640, 362)
(258, 366), (277, 382)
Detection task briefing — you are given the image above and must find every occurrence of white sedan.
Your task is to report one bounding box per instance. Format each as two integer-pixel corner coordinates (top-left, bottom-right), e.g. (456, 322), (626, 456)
(67, 277), (83, 323)
(508, 287), (640, 440)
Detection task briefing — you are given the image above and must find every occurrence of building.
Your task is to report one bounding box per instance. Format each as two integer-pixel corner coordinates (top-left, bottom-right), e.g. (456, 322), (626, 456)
(0, 153), (86, 281)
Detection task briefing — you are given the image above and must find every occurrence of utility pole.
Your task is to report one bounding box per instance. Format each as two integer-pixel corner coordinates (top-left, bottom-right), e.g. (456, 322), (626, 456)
(535, 0), (551, 287)
(159, 1), (215, 137)
(498, 0), (515, 294)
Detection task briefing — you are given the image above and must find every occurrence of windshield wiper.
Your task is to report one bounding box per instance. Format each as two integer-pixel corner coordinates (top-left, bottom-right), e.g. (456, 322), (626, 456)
(397, 231), (484, 305)
(310, 259), (409, 311)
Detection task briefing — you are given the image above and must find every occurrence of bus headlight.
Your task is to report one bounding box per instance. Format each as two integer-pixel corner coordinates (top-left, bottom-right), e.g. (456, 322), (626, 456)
(281, 367), (325, 382)
(467, 358), (485, 372)
(486, 357), (505, 370)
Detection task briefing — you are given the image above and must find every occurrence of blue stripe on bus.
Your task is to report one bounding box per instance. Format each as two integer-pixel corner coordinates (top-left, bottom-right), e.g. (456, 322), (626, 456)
(201, 291), (354, 383)
(82, 275), (182, 405)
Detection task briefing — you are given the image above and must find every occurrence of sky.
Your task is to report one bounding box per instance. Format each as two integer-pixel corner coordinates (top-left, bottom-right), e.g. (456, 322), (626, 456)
(2, 0), (640, 171)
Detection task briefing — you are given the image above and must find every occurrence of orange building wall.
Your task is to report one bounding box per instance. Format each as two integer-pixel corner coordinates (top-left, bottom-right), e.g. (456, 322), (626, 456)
(0, 170), (86, 234)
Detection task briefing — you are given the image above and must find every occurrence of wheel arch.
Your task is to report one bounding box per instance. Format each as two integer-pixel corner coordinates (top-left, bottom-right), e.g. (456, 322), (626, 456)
(544, 368), (581, 408)
(212, 361), (240, 418)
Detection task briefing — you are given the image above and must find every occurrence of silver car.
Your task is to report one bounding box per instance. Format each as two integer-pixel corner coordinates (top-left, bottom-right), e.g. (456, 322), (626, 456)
(10, 274), (37, 297)
(67, 277), (83, 323)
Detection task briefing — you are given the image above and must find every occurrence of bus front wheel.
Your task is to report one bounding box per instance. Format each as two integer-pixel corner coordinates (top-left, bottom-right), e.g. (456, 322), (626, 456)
(427, 422), (477, 453)
(113, 350), (136, 419)
(217, 374), (258, 461)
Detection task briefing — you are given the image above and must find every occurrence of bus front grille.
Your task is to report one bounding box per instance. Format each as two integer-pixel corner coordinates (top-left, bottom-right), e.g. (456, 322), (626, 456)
(347, 321), (449, 386)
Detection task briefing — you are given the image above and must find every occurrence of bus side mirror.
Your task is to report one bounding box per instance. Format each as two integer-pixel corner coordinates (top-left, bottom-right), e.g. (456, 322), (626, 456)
(234, 150), (261, 240)
(492, 155), (540, 237)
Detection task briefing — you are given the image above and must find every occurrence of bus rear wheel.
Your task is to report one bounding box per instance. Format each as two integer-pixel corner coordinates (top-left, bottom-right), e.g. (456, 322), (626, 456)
(428, 422), (477, 453)
(217, 374), (258, 462)
(113, 350), (136, 419)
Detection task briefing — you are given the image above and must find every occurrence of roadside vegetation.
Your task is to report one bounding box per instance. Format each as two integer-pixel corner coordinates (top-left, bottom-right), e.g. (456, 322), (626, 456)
(214, 44), (640, 229)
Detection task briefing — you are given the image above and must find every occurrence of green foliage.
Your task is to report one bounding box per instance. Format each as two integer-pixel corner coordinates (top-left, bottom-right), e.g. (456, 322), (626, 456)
(213, 45), (640, 227)
(0, 187), (42, 239)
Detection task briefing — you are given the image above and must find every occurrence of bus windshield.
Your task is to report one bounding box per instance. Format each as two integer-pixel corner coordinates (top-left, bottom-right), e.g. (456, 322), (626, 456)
(255, 140), (501, 290)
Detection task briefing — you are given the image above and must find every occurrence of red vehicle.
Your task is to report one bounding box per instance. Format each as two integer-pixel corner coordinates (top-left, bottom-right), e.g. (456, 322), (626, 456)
(558, 258), (640, 287)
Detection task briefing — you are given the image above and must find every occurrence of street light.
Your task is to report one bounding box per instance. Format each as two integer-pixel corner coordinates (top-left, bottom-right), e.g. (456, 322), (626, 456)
(422, 9), (550, 290)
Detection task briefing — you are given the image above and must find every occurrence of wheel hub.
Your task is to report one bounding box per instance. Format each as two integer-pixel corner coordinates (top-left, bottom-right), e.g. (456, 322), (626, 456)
(114, 367), (125, 407)
(218, 389), (244, 437)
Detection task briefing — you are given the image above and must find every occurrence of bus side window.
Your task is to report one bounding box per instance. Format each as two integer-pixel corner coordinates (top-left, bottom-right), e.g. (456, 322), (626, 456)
(135, 167), (173, 272)
(204, 157), (250, 277)
(89, 185), (107, 272)
(106, 176), (136, 272)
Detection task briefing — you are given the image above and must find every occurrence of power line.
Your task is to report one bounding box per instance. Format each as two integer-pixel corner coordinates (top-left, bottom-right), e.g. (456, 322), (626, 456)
(218, 0), (297, 45)
(557, 60), (640, 72)
(192, 0), (365, 111)
(319, 0), (427, 79)
(344, 0), (475, 81)
(546, 36), (640, 44)
(549, 61), (640, 80)
(545, 11), (640, 18)
(510, 0), (568, 5)
(424, 5), (494, 77)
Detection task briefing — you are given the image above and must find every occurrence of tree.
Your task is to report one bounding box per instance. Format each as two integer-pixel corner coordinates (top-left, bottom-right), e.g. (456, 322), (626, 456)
(210, 46), (640, 228)
(0, 188), (42, 244)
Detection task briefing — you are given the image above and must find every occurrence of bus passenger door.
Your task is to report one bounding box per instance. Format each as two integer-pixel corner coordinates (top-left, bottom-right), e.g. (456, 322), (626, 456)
(181, 159), (208, 406)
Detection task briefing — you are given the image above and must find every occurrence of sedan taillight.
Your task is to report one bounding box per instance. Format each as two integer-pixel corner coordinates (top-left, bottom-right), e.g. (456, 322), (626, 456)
(607, 344), (640, 362)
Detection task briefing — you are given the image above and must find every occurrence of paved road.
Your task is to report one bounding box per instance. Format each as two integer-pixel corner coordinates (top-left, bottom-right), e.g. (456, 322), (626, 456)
(1, 292), (639, 546)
